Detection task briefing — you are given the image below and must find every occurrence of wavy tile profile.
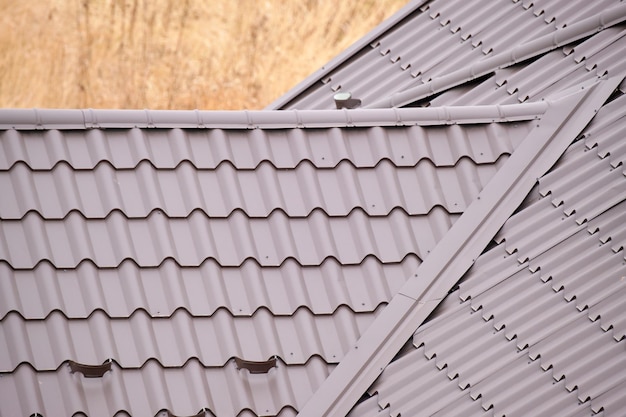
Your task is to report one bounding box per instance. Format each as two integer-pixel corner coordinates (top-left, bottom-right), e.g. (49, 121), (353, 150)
(0, 255), (419, 319)
(0, 157), (506, 220)
(0, 121), (530, 170)
(0, 208), (458, 268)
(0, 358), (333, 417)
(0, 304), (384, 371)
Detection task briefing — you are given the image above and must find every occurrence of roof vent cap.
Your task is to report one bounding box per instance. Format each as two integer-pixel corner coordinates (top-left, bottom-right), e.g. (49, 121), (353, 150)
(334, 92), (362, 109)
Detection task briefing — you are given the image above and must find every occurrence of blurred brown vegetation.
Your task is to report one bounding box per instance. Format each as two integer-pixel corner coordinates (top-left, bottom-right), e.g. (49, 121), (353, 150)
(0, 0), (405, 110)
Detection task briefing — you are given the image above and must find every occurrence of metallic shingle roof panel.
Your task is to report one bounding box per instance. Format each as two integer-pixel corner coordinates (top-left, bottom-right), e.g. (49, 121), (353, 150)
(0, 121), (532, 170)
(0, 358), (333, 417)
(3, 0), (626, 414)
(345, 395), (391, 417)
(429, 25), (626, 107)
(0, 305), (383, 371)
(538, 142), (626, 224)
(0, 157), (506, 219)
(356, 82), (625, 417)
(0, 208), (457, 268)
(0, 256), (419, 319)
(0, 107), (539, 416)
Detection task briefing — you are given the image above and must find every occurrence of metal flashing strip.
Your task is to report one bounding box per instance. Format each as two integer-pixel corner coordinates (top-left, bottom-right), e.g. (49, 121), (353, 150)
(367, 3), (626, 108)
(0, 103), (547, 131)
(296, 77), (622, 417)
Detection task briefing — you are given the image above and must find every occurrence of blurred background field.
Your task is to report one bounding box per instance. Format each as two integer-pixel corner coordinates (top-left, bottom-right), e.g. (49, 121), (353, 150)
(0, 0), (404, 110)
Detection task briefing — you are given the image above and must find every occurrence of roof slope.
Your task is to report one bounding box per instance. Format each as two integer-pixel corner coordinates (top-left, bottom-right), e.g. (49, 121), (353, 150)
(269, 0), (625, 110)
(358, 91), (626, 417)
(0, 107), (539, 416)
(1, 0), (625, 416)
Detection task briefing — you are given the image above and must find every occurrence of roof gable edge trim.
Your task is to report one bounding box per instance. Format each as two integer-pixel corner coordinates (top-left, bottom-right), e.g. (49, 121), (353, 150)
(0, 103), (546, 131)
(296, 76), (624, 417)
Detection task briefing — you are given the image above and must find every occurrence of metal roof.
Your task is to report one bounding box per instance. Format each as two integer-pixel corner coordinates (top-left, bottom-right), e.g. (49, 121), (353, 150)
(1, 0), (626, 416)
(0, 106), (536, 416)
(354, 78), (626, 417)
(269, 0), (625, 110)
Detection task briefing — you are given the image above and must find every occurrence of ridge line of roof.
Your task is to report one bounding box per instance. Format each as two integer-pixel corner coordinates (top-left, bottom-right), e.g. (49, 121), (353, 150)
(0, 103), (546, 130)
(265, 0), (431, 110)
(296, 76), (622, 417)
(367, 2), (626, 108)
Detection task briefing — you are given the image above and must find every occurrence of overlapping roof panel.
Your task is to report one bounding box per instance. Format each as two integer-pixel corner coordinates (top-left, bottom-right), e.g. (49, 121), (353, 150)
(0, 305), (384, 370)
(1, 358), (332, 417)
(0, 256), (418, 319)
(359, 85), (626, 416)
(2, 0), (626, 415)
(0, 108), (534, 416)
(271, 0), (622, 110)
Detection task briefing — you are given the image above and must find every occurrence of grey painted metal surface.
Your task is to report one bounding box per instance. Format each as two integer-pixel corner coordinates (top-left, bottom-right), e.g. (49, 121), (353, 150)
(0, 208), (458, 268)
(1, 1), (625, 415)
(0, 108), (534, 415)
(0, 358), (332, 417)
(368, 3), (626, 108)
(0, 158), (508, 219)
(355, 81), (626, 417)
(428, 25), (626, 107)
(0, 120), (531, 170)
(0, 305), (383, 370)
(296, 72), (621, 417)
(0, 256), (418, 319)
(272, 0), (623, 110)
(0, 103), (546, 130)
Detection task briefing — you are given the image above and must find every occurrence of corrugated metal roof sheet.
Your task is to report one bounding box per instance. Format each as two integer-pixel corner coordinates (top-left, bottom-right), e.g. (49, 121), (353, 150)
(273, 0), (626, 110)
(360, 86), (625, 416)
(272, 0), (621, 110)
(296, 76), (620, 417)
(429, 24), (626, 107)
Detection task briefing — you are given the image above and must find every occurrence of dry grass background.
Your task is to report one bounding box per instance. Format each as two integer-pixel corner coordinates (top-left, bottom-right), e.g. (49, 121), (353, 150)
(0, 0), (405, 110)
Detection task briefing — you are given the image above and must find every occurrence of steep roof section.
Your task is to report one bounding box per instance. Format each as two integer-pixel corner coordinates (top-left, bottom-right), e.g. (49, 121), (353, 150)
(359, 90), (626, 416)
(0, 106), (538, 416)
(269, 0), (625, 110)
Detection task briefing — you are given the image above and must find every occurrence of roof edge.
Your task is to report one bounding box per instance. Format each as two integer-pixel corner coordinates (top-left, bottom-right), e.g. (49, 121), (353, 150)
(265, 0), (431, 110)
(0, 103), (546, 131)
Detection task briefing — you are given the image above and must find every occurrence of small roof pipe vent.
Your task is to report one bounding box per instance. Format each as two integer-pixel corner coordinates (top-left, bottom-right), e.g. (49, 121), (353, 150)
(334, 92), (362, 109)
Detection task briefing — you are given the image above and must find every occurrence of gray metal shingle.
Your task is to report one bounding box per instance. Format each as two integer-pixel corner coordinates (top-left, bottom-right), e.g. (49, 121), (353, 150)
(0, 305), (383, 371)
(0, 358), (332, 417)
(0, 256), (418, 319)
(0, 158), (507, 219)
(0, 208), (458, 268)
